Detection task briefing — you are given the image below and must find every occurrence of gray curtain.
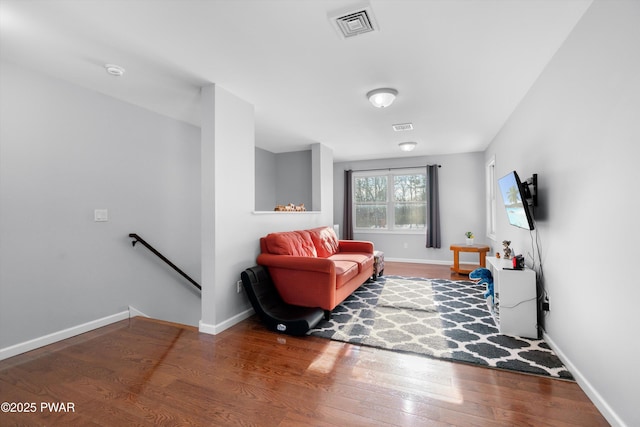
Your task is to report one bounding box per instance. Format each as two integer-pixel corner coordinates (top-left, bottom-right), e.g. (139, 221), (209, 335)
(425, 164), (441, 248)
(343, 170), (354, 240)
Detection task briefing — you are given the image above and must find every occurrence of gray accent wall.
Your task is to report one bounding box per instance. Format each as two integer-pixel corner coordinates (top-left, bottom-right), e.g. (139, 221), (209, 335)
(275, 150), (312, 209)
(255, 147), (312, 211)
(484, 1), (639, 425)
(254, 147), (277, 211)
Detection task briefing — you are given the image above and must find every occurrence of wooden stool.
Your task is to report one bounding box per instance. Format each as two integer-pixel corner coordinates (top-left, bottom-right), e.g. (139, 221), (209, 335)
(450, 244), (490, 275)
(373, 250), (385, 280)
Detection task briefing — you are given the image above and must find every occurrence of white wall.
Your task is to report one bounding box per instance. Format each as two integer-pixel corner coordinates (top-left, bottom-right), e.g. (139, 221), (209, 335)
(313, 142), (333, 213)
(0, 64), (336, 351)
(0, 61), (202, 349)
(200, 85), (334, 333)
(485, 1), (640, 425)
(334, 152), (486, 263)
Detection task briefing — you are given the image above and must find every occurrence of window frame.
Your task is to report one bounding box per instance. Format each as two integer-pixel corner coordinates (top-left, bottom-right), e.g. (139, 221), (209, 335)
(486, 156), (497, 241)
(352, 168), (427, 235)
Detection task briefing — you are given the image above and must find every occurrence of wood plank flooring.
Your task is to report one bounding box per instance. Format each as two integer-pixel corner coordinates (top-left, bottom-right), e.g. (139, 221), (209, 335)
(0, 262), (609, 426)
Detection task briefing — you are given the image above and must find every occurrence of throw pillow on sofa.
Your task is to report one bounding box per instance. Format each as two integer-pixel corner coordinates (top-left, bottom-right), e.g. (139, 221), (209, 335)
(308, 226), (340, 258)
(264, 230), (317, 257)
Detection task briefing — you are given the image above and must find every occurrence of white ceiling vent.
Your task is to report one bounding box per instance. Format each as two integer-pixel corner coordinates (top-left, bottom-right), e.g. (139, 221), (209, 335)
(393, 123), (414, 132)
(329, 6), (379, 39)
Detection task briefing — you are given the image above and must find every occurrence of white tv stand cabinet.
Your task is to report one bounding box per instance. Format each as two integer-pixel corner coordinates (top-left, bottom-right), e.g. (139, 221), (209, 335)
(486, 256), (538, 339)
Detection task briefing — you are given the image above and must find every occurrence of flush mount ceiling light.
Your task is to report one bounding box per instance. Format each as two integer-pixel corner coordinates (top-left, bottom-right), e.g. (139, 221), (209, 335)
(398, 141), (417, 152)
(367, 88), (398, 108)
(104, 64), (125, 77)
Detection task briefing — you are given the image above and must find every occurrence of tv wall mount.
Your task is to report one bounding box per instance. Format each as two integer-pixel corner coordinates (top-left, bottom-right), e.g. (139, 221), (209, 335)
(522, 173), (538, 208)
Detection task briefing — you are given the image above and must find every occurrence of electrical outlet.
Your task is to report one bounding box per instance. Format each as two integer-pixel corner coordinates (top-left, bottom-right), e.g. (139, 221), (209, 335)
(236, 280), (243, 293)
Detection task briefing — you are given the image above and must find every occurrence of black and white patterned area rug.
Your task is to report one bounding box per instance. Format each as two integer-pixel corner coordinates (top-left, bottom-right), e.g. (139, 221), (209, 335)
(308, 276), (573, 380)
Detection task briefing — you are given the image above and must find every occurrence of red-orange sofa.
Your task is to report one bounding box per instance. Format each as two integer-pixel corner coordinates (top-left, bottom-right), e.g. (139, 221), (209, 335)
(257, 226), (374, 317)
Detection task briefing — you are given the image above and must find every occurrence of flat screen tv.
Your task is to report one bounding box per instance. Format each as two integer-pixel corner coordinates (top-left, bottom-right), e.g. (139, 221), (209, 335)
(498, 170), (535, 230)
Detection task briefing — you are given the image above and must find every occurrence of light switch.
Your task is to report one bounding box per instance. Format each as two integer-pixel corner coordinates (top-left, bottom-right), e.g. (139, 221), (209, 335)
(94, 209), (108, 222)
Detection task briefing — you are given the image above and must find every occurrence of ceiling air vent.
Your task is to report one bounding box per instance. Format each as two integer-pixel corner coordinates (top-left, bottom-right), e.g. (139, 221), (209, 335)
(393, 123), (414, 132)
(329, 6), (379, 39)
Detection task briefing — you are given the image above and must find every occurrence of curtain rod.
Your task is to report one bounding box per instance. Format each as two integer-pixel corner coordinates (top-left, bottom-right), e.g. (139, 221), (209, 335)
(347, 164), (441, 173)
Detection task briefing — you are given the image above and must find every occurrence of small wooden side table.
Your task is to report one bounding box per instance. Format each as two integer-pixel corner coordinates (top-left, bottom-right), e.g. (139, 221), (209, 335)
(450, 244), (490, 275)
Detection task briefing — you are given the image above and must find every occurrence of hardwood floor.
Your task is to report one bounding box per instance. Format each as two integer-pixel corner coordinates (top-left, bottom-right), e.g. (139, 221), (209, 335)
(383, 261), (469, 280)
(0, 262), (608, 426)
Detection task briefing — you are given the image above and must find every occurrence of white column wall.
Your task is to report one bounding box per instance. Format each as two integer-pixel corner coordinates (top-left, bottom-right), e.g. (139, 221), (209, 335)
(200, 85), (334, 333)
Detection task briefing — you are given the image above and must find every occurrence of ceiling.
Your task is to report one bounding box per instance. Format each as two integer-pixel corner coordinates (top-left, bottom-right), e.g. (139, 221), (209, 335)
(0, 0), (592, 162)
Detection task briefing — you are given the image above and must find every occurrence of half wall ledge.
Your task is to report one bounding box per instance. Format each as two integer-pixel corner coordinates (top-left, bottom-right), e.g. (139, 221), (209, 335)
(252, 211), (321, 215)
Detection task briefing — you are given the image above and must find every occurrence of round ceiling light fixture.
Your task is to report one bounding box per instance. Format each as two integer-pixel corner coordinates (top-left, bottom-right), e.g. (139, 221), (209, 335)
(104, 64), (125, 77)
(398, 141), (417, 152)
(366, 88), (398, 108)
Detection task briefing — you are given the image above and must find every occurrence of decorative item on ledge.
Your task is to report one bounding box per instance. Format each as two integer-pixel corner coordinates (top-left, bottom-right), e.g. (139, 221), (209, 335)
(465, 231), (474, 245)
(502, 240), (512, 259)
(274, 203), (306, 212)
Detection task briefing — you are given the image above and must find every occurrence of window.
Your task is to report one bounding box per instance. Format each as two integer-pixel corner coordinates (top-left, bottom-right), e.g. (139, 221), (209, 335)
(353, 168), (426, 232)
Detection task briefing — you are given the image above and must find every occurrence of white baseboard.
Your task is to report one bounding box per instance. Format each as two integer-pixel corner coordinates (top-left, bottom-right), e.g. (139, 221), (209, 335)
(0, 310), (130, 361)
(0, 305), (254, 361)
(128, 305), (149, 318)
(199, 307), (254, 335)
(543, 331), (624, 427)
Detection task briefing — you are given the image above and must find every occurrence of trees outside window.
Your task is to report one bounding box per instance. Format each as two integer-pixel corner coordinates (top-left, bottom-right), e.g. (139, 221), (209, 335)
(353, 169), (426, 232)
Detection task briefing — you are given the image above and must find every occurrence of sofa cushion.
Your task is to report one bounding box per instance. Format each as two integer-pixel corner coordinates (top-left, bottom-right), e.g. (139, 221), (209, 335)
(308, 226), (340, 258)
(329, 253), (374, 274)
(333, 260), (359, 289)
(264, 230), (317, 257)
